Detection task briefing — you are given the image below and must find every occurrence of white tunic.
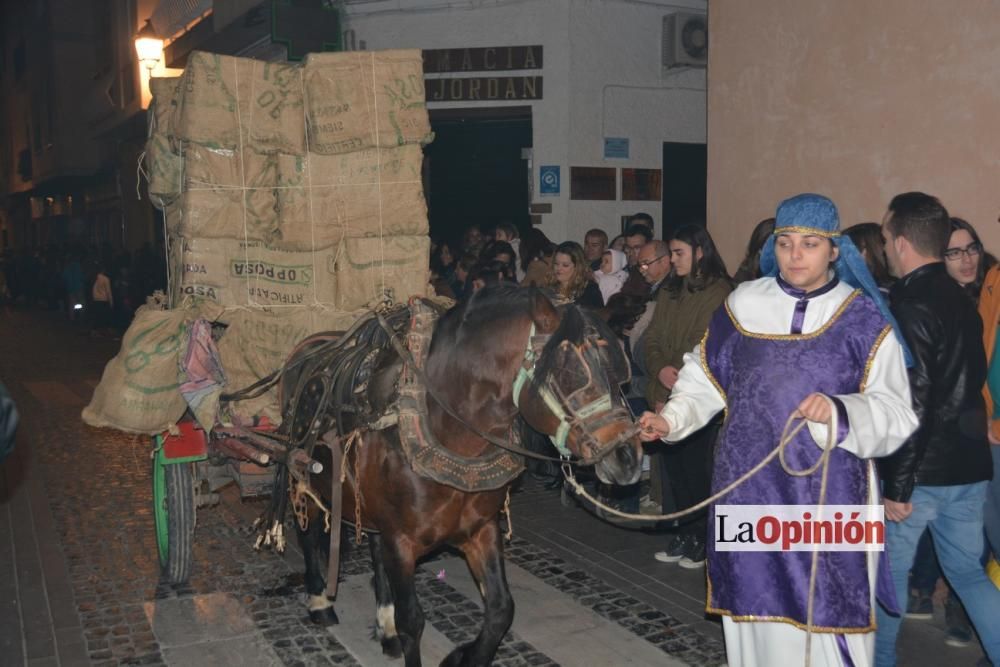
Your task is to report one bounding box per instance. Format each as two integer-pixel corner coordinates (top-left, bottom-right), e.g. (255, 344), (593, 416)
(658, 277), (918, 667)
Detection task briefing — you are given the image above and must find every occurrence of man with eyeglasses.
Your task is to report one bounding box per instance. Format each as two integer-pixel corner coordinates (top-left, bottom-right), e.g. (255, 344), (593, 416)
(624, 224), (652, 268)
(621, 241), (673, 514)
(614, 224), (654, 298)
(943, 238), (983, 286)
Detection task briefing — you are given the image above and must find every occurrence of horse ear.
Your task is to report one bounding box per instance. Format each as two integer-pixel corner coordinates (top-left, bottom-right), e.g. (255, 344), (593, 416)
(529, 289), (560, 333)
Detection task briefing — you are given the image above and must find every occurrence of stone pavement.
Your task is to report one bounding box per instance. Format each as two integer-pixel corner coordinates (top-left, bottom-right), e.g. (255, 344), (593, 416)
(0, 308), (989, 666)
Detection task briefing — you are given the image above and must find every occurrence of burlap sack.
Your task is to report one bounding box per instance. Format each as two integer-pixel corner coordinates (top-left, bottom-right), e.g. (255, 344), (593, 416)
(82, 306), (190, 434)
(177, 236), (338, 307)
(304, 50), (432, 154)
(166, 231), (185, 305)
(333, 235), (430, 310)
(149, 76), (181, 136)
(216, 307), (358, 420)
(146, 134), (183, 206)
(273, 145), (427, 250)
(178, 144), (278, 240)
(173, 51), (305, 154)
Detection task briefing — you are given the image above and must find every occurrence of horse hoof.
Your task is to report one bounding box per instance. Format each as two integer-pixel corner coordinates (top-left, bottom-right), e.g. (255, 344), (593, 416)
(381, 635), (403, 658)
(308, 606), (340, 626)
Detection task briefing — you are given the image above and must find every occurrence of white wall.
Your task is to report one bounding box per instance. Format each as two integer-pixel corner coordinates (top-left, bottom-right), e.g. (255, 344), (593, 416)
(566, 0), (705, 244)
(343, 0), (706, 243)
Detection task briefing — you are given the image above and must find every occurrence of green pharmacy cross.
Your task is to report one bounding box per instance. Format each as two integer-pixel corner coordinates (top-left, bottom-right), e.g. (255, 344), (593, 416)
(271, 0), (341, 61)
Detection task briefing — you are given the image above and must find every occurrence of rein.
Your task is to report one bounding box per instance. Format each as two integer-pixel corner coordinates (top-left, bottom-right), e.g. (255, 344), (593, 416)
(563, 404), (842, 667)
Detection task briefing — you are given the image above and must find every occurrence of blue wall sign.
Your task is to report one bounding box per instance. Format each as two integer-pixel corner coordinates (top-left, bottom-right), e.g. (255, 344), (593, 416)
(604, 137), (630, 159)
(540, 165), (560, 196)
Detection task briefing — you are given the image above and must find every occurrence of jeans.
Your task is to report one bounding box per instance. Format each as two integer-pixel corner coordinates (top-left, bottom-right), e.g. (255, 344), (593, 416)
(908, 529), (939, 593)
(986, 446), (1000, 560)
(875, 482), (1000, 667)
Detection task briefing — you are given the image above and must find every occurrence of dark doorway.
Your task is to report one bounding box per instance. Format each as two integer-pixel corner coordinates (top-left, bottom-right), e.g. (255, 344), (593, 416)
(424, 108), (532, 245)
(661, 141), (707, 239)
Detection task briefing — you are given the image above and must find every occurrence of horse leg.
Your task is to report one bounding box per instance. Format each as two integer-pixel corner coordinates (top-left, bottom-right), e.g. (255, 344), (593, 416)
(379, 537), (425, 667)
(441, 520), (514, 667)
(296, 509), (339, 626)
(369, 533), (403, 658)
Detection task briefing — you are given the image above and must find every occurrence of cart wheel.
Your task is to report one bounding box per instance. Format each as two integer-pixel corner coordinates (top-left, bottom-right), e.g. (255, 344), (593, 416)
(153, 445), (195, 584)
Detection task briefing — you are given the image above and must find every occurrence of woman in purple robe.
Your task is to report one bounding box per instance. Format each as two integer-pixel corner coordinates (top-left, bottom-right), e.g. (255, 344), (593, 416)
(639, 194), (918, 667)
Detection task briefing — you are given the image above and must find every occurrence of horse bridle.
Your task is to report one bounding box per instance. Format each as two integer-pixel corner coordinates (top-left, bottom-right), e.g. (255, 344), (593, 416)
(512, 322), (637, 466)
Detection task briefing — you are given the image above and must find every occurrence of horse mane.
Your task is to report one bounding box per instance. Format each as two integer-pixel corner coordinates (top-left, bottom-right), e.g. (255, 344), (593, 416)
(425, 285), (541, 387)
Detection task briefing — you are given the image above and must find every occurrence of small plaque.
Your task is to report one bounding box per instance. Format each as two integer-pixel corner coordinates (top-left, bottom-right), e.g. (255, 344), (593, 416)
(603, 137), (630, 159)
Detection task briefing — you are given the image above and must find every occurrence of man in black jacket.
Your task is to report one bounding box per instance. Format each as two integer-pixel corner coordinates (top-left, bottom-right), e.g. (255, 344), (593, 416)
(874, 192), (999, 667)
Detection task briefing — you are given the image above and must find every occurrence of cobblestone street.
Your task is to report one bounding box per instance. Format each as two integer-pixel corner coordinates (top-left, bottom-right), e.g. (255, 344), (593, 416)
(0, 309), (987, 666)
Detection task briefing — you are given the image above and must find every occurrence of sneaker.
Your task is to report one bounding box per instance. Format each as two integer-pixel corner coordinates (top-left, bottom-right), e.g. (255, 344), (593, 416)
(944, 623), (973, 648)
(654, 534), (690, 563)
(678, 538), (707, 569)
(944, 595), (973, 647)
(639, 496), (661, 515)
(905, 591), (934, 620)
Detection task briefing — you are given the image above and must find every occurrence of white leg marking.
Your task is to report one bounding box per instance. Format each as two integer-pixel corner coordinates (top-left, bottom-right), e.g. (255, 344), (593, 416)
(309, 594), (331, 611)
(377, 603), (397, 638)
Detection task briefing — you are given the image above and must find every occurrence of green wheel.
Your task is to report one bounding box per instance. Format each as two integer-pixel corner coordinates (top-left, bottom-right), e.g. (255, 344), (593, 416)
(153, 439), (195, 584)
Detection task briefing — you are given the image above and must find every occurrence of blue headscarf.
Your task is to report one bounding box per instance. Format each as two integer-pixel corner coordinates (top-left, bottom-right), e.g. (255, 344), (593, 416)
(759, 193), (913, 367)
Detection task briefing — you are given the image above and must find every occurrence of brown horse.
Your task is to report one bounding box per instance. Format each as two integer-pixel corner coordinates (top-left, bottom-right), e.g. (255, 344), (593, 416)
(280, 286), (642, 667)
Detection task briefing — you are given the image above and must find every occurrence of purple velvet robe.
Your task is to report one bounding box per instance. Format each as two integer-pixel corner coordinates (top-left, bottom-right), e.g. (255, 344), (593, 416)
(703, 290), (889, 631)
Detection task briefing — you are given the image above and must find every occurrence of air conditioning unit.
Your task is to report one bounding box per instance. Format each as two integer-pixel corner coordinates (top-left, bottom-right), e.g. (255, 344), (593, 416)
(662, 12), (708, 68)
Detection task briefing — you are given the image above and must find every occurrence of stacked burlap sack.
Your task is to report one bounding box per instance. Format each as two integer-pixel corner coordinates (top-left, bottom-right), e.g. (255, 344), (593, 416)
(149, 49), (433, 311)
(84, 50), (436, 433)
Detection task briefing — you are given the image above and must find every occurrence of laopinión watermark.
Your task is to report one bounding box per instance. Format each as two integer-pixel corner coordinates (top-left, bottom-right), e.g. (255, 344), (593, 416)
(715, 505), (884, 552)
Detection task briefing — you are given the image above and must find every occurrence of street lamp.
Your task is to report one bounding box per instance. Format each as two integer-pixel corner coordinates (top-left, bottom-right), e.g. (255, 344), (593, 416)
(134, 19), (163, 72)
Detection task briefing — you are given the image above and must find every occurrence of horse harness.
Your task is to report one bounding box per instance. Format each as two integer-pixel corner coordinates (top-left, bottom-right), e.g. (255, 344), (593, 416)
(281, 297), (635, 596)
(511, 322), (636, 466)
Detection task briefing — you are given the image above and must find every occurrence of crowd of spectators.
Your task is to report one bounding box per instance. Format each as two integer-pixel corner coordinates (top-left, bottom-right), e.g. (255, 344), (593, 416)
(0, 241), (166, 336)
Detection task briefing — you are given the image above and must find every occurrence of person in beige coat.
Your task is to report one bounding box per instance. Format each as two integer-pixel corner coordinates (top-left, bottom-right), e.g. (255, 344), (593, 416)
(643, 224), (732, 568)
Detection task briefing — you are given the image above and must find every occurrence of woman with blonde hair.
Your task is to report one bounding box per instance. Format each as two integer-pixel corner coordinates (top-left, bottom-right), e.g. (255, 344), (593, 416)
(547, 241), (603, 308)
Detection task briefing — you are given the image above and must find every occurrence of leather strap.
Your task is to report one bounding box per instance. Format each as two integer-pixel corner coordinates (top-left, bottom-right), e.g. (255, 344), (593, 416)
(323, 434), (344, 599)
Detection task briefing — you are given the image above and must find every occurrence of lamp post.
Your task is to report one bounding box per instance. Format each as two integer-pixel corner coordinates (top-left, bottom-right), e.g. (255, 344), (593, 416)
(135, 19), (163, 109)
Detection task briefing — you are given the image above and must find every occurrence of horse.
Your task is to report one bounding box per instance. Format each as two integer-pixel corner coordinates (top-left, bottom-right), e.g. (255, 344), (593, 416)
(277, 285), (642, 667)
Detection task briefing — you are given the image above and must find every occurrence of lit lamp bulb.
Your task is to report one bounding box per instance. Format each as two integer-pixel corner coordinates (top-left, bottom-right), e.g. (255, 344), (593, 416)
(134, 19), (163, 72)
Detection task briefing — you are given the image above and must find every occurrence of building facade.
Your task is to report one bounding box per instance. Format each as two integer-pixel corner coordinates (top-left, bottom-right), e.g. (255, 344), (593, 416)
(1, 0), (708, 255)
(342, 0), (707, 243)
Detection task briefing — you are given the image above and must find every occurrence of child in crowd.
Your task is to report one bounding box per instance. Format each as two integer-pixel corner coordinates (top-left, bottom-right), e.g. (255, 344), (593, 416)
(594, 248), (628, 305)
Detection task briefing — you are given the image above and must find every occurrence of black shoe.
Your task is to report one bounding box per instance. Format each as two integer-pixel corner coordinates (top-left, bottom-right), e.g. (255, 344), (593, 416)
(905, 590), (934, 620)
(654, 534), (690, 563)
(678, 537), (707, 569)
(944, 595), (973, 647)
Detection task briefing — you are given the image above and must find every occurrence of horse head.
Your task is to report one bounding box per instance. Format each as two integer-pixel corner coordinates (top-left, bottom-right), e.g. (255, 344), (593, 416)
(423, 286), (642, 485)
(514, 291), (643, 486)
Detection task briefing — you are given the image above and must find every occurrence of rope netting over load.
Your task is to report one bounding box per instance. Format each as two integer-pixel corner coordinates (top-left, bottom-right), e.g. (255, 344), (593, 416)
(84, 50), (436, 433)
